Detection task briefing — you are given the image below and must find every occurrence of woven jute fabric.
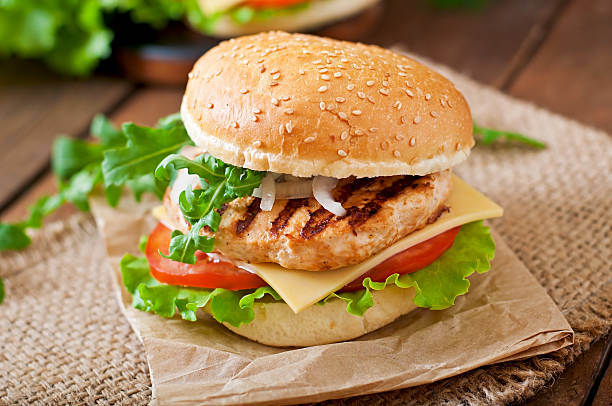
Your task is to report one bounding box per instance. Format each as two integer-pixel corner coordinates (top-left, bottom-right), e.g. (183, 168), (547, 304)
(1, 63), (611, 405)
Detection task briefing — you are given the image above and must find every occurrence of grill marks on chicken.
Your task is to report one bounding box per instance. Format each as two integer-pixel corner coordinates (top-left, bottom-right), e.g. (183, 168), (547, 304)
(164, 170), (452, 271)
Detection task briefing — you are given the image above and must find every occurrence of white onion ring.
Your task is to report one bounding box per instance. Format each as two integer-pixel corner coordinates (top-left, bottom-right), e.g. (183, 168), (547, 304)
(170, 169), (200, 204)
(258, 173), (277, 211)
(312, 176), (346, 216)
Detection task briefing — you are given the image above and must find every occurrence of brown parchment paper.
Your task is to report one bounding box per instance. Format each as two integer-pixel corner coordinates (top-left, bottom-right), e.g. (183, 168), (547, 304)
(90, 189), (573, 405)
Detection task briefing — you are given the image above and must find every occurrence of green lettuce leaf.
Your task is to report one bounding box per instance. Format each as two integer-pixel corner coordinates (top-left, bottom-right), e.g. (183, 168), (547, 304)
(325, 221), (496, 315)
(122, 221), (495, 324)
(120, 254), (281, 326)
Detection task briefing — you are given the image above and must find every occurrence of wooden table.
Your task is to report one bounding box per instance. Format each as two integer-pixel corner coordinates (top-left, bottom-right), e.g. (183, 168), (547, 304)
(1, 0), (610, 404)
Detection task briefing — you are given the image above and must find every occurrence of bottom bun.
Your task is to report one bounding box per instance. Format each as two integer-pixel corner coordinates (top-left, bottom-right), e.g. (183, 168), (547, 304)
(206, 286), (417, 347)
(206, 0), (380, 38)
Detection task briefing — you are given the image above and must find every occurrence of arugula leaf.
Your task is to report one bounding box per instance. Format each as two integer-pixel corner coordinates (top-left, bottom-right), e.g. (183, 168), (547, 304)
(474, 123), (546, 149)
(52, 136), (103, 181)
(121, 221), (495, 324)
(102, 122), (192, 186)
(90, 114), (125, 147)
(120, 254), (281, 326)
(0, 113), (183, 252)
(154, 155), (264, 263)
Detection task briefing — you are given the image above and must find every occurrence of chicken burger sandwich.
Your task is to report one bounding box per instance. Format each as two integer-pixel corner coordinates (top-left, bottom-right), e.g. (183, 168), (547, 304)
(121, 32), (503, 347)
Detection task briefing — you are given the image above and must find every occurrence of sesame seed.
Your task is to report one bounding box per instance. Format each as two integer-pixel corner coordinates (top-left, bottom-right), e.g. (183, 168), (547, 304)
(347, 83), (355, 91)
(455, 142), (461, 151)
(320, 101), (326, 111)
(379, 88), (390, 96)
(380, 141), (389, 150)
(252, 115), (258, 122)
(430, 111), (439, 118)
(448, 99), (454, 108)
(341, 131), (348, 140)
(398, 72), (408, 77)
(409, 137), (416, 146)
(270, 68), (280, 74)
(334, 72), (342, 78)
(271, 73), (281, 80)
(405, 89), (414, 97)
(253, 140), (262, 147)
(367, 96), (376, 104)
(207, 103), (214, 109)
(260, 66), (266, 73)
(338, 112), (348, 120)
(354, 129), (364, 136)
(405, 81), (412, 88)
(336, 97), (345, 103)
(318, 68), (328, 73)
(394, 150), (401, 158)
(245, 44), (254, 49)
(279, 124), (284, 135)
(281, 96), (290, 101)
(352, 110), (362, 116)
(394, 101), (402, 110)
(318, 85), (328, 93)
(270, 82), (279, 87)
(366, 80), (375, 87)
(320, 74), (331, 81)
(284, 109), (294, 115)
(232, 122), (239, 128)
(299, 69), (305, 75)
(188, 72), (194, 79)
(382, 80), (389, 87)
(337, 149), (348, 157)
(240, 88), (249, 94)
(414, 116), (421, 124)
(369, 127), (378, 133)
(425, 93), (432, 101)
(271, 97), (279, 106)
(440, 99), (446, 107)
(285, 121), (293, 134)
(252, 107), (261, 114)
(312, 59), (323, 64)
(400, 116), (406, 124)
(340, 58), (349, 63)
(304, 136), (315, 143)
(357, 91), (366, 99)
(395, 134), (405, 141)
(326, 104), (336, 111)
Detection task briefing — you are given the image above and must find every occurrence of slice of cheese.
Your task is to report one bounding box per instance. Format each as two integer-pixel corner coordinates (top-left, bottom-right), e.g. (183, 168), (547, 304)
(152, 175), (503, 313)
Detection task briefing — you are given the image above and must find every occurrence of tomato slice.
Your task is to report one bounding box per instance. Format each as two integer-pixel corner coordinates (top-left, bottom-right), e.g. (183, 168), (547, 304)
(338, 226), (461, 292)
(145, 222), (268, 290)
(245, 0), (308, 8)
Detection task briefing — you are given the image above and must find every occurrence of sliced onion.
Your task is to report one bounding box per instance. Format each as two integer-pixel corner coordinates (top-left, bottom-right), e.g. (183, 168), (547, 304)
(313, 176), (346, 216)
(253, 179), (313, 199)
(258, 173), (277, 211)
(170, 169), (200, 204)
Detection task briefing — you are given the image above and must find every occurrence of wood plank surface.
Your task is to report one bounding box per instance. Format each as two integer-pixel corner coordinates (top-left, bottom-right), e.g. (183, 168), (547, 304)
(0, 62), (133, 211)
(593, 344), (612, 406)
(370, 0), (564, 86)
(0, 87), (184, 224)
(526, 335), (611, 405)
(509, 0), (612, 133)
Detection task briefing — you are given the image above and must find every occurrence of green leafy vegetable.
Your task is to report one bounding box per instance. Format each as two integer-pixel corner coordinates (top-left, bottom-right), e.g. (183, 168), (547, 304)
(122, 221), (495, 324)
(325, 221), (496, 315)
(154, 155), (264, 264)
(0, 113), (184, 252)
(120, 254), (281, 326)
(474, 123), (546, 149)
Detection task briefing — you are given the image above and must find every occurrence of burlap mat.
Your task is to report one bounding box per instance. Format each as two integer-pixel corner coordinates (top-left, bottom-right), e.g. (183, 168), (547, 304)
(1, 62), (611, 405)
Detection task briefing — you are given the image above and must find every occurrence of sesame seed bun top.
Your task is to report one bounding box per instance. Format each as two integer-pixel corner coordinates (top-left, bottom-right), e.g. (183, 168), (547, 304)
(181, 32), (474, 178)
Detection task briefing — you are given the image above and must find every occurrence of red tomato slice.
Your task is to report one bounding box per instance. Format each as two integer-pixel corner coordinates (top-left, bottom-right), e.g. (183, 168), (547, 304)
(245, 0), (308, 8)
(338, 226), (461, 292)
(145, 222), (268, 290)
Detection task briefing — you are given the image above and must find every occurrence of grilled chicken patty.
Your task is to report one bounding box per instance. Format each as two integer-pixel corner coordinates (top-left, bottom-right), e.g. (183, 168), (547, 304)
(164, 169), (452, 271)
